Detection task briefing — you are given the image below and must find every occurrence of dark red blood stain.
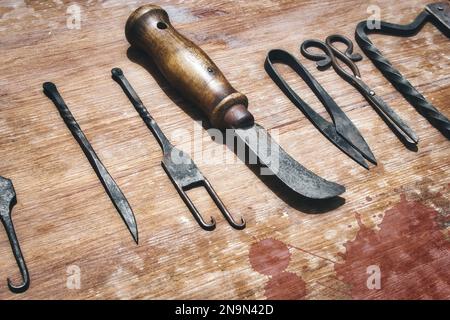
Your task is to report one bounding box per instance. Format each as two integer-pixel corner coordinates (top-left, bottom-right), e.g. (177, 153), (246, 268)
(249, 238), (307, 299)
(335, 194), (450, 299)
(264, 272), (307, 300)
(249, 238), (291, 276)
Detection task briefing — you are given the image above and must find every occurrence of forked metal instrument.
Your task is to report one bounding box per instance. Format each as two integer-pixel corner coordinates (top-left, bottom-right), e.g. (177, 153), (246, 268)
(112, 68), (245, 231)
(301, 35), (419, 147)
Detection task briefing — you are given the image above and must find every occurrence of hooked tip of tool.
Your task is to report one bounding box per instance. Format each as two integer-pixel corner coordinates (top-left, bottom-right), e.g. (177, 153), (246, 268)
(201, 217), (216, 231)
(233, 217), (246, 230)
(7, 277), (30, 294)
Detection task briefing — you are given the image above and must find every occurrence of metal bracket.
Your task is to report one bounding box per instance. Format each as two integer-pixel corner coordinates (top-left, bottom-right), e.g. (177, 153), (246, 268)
(426, 2), (450, 34)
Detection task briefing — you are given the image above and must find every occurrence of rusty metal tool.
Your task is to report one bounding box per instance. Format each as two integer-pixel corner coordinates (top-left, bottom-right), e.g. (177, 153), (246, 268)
(265, 49), (376, 169)
(0, 176), (30, 293)
(124, 5), (345, 200)
(43, 82), (139, 244)
(112, 67), (245, 230)
(301, 35), (419, 147)
(355, 2), (450, 139)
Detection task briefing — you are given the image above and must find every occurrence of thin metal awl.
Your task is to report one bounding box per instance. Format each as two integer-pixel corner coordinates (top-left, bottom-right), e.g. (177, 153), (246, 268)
(111, 68), (245, 230)
(43, 82), (139, 244)
(0, 176), (30, 293)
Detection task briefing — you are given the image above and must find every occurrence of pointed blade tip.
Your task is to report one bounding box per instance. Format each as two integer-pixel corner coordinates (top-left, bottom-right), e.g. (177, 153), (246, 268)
(130, 227), (139, 244)
(129, 222), (139, 244)
(328, 183), (346, 198)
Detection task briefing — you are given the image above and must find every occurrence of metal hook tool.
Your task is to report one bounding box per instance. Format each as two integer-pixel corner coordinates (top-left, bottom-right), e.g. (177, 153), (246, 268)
(301, 34), (419, 147)
(111, 68), (245, 231)
(0, 176), (30, 293)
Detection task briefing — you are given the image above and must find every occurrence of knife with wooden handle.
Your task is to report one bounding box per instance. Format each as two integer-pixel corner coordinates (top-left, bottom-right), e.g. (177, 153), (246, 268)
(125, 5), (345, 199)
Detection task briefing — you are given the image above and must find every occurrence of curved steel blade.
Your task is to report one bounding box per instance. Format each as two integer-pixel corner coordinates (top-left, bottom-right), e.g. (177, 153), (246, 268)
(234, 124), (345, 199)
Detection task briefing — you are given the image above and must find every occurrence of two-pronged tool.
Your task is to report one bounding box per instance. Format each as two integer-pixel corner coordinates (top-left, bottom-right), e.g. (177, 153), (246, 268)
(112, 68), (245, 231)
(265, 49), (376, 169)
(301, 35), (419, 147)
(124, 5), (345, 200)
(0, 176), (30, 293)
(43, 82), (139, 244)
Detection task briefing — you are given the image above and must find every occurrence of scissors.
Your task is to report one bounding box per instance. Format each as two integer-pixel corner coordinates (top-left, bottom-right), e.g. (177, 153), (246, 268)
(301, 34), (419, 146)
(265, 49), (376, 169)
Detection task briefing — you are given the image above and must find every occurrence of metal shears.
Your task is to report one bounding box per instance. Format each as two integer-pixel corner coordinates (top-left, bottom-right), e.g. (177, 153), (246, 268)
(265, 49), (376, 169)
(301, 34), (419, 147)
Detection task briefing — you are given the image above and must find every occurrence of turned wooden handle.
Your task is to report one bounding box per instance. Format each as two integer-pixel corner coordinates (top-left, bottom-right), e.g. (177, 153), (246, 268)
(125, 4), (254, 129)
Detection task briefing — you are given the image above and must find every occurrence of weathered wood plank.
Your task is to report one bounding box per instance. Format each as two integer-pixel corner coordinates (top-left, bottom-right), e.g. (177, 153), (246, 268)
(0, 0), (448, 299)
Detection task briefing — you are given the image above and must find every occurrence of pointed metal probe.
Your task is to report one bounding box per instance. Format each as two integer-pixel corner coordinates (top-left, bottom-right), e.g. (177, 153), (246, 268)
(43, 82), (139, 244)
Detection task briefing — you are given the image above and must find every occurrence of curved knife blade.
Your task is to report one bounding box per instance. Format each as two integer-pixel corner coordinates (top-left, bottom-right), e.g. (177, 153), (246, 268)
(234, 124), (345, 199)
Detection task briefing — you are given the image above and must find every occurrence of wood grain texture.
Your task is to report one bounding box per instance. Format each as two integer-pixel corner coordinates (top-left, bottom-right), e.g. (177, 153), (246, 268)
(0, 0), (448, 300)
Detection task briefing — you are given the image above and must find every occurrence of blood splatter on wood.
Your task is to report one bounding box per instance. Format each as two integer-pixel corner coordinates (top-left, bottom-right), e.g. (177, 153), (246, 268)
(335, 194), (450, 299)
(249, 238), (306, 299)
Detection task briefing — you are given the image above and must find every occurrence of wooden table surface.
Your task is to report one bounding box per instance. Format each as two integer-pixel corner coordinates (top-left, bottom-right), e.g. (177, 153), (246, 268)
(0, 0), (449, 300)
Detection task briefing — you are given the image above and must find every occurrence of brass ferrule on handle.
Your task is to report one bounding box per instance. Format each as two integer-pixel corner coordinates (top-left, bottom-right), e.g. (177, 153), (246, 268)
(125, 5), (254, 129)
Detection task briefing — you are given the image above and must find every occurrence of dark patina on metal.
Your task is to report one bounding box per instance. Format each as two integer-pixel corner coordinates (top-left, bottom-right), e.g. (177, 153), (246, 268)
(43, 82), (139, 243)
(301, 35), (419, 147)
(111, 68), (245, 231)
(265, 49), (376, 169)
(355, 2), (450, 139)
(0, 176), (30, 293)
